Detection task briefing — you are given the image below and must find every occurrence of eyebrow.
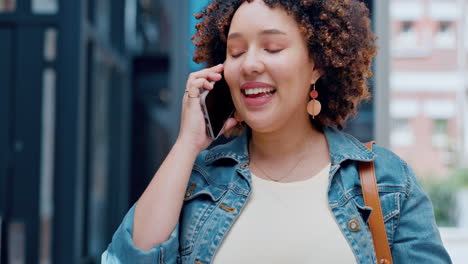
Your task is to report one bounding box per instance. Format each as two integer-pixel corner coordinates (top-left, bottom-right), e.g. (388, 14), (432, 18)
(227, 29), (287, 41)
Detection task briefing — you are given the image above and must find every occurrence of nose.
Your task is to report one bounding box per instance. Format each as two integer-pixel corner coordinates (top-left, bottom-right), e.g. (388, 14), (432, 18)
(240, 48), (265, 77)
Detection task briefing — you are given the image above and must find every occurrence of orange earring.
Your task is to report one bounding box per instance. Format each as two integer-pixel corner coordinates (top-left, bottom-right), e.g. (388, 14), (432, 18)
(307, 83), (321, 119)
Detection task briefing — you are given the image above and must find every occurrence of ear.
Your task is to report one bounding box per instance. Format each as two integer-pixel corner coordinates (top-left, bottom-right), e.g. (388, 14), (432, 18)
(310, 65), (325, 85)
(308, 57), (324, 84)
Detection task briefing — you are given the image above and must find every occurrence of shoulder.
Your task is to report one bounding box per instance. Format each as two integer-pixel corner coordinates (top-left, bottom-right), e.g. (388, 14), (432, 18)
(324, 126), (413, 189)
(371, 143), (413, 196)
(191, 149), (214, 185)
(191, 147), (238, 189)
(194, 149), (209, 171)
(182, 149), (229, 202)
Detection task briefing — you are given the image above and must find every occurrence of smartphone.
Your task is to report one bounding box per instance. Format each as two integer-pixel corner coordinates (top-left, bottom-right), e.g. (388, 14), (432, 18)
(200, 74), (235, 140)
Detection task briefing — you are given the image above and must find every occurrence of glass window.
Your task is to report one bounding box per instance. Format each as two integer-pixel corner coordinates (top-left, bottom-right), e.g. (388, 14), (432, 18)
(395, 21), (418, 49)
(8, 221), (26, 264)
(32, 0), (58, 14)
(43, 28), (57, 62)
(95, 0), (110, 40)
(86, 48), (111, 259)
(466, 15), (468, 50)
(432, 118), (448, 148)
(390, 118), (413, 147)
(0, 0), (16, 12)
(39, 68), (56, 264)
(87, 0), (95, 24)
(434, 21), (455, 49)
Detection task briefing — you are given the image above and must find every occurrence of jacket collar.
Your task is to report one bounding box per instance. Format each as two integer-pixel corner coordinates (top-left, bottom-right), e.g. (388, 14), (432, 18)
(204, 129), (251, 165)
(204, 126), (376, 166)
(323, 126), (377, 164)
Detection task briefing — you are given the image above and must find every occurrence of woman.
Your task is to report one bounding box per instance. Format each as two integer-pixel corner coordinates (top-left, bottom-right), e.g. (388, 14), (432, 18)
(102, 0), (452, 263)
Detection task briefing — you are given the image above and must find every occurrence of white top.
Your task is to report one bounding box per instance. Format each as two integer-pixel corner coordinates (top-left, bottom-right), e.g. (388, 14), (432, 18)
(212, 163), (357, 264)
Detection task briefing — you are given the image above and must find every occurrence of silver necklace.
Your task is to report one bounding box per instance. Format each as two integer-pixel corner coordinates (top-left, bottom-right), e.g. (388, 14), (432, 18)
(249, 145), (309, 183)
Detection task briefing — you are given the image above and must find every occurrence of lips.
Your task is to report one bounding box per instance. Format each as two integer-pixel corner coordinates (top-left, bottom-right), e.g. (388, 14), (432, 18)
(241, 81), (274, 90)
(242, 91), (276, 106)
(240, 82), (277, 107)
(240, 82), (276, 97)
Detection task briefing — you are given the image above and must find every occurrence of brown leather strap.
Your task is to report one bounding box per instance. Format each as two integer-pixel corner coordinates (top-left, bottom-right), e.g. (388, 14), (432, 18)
(359, 141), (393, 264)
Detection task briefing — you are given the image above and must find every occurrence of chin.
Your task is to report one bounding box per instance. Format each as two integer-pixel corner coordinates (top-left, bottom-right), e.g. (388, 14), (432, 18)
(244, 118), (280, 134)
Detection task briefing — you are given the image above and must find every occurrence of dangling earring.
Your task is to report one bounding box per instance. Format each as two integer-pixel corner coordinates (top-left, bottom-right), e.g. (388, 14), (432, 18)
(307, 83), (321, 119)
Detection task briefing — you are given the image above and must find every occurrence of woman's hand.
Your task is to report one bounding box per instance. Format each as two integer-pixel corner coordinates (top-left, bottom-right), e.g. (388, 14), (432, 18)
(177, 64), (238, 153)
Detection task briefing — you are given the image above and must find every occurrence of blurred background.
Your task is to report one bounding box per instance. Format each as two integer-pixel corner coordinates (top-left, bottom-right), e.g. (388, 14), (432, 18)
(0, 0), (467, 263)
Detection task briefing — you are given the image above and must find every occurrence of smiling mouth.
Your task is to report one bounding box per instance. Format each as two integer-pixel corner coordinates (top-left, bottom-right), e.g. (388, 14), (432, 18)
(241, 87), (277, 98)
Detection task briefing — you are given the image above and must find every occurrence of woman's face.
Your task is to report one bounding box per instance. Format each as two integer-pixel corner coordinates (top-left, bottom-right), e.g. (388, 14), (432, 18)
(224, 0), (322, 132)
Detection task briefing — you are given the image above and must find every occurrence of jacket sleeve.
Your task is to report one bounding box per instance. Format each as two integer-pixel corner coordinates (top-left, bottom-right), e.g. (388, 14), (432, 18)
(391, 161), (452, 263)
(101, 203), (180, 264)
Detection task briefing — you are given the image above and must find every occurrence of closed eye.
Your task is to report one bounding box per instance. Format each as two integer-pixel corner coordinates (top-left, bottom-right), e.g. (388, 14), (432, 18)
(230, 49), (282, 59)
(265, 49), (283, 54)
(231, 53), (244, 59)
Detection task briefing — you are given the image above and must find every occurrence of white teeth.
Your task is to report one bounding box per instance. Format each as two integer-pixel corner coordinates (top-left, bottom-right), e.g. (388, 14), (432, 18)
(259, 93), (273, 98)
(244, 87), (276, 95)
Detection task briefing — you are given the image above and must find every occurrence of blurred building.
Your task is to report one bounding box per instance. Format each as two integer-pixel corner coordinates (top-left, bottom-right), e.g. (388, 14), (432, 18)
(389, 0), (468, 179)
(0, 0), (381, 263)
(0, 0), (189, 263)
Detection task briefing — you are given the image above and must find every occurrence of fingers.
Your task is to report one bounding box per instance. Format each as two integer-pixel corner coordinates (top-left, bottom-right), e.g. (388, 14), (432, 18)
(185, 64), (225, 103)
(188, 64), (223, 81)
(190, 78), (213, 93)
(207, 72), (223, 82)
(185, 64), (224, 98)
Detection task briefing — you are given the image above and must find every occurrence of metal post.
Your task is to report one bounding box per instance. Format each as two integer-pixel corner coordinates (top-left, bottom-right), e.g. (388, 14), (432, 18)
(373, 0), (391, 148)
(53, 0), (86, 263)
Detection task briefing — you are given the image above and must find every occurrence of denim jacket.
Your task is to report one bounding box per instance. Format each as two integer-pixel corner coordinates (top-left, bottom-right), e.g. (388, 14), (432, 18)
(102, 126), (452, 264)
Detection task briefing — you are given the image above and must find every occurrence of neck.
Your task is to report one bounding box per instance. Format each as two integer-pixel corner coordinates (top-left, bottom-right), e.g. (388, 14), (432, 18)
(248, 116), (323, 161)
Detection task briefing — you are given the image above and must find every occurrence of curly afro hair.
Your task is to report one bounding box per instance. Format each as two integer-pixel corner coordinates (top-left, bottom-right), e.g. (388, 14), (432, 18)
(191, 0), (377, 131)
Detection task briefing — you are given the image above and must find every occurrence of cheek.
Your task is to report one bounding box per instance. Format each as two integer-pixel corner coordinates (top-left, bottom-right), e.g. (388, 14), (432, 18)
(269, 65), (312, 103)
(267, 52), (313, 85)
(268, 64), (298, 88)
(223, 65), (236, 90)
(265, 53), (304, 81)
(223, 62), (237, 83)
(223, 64), (244, 109)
